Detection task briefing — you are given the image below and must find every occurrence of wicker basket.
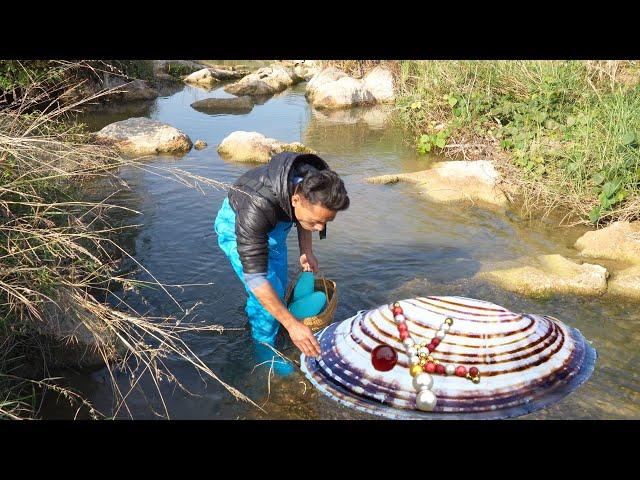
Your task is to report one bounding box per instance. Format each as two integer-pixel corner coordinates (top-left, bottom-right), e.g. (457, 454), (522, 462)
(285, 271), (338, 332)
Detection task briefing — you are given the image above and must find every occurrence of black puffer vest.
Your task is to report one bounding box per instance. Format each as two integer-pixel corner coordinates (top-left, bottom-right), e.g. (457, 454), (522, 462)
(228, 151), (330, 274)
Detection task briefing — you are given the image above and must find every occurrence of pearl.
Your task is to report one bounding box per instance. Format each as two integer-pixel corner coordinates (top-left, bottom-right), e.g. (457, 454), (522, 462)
(418, 346), (428, 356)
(410, 365), (423, 377)
(439, 324), (450, 333)
(431, 337), (441, 347)
(425, 362), (437, 373)
(445, 364), (456, 376)
(410, 355), (421, 365)
(403, 338), (415, 349)
(435, 364), (446, 375)
(412, 372), (434, 391)
(394, 314), (405, 323)
(416, 389), (437, 411)
(408, 345), (418, 356)
(469, 367), (479, 377)
(436, 330), (446, 339)
(393, 302), (401, 308)
(445, 317), (453, 326)
(455, 366), (467, 377)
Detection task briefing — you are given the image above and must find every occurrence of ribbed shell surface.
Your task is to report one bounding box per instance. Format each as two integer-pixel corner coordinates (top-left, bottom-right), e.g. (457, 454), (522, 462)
(300, 296), (597, 419)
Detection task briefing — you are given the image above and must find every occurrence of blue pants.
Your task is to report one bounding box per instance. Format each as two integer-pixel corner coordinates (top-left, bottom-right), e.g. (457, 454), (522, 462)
(214, 198), (292, 345)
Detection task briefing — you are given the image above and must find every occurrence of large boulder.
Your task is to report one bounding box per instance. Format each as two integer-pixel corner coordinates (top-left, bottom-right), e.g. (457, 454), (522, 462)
(476, 254), (609, 297)
(575, 221), (640, 264)
(365, 160), (509, 208)
(95, 117), (192, 156)
(224, 64), (298, 96)
(305, 66), (395, 109)
(292, 60), (321, 82)
(190, 96), (254, 114)
(307, 76), (376, 109)
(117, 79), (159, 102)
(217, 131), (316, 163)
(184, 67), (249, 86)
(607, 265), (640, 299)
(362, 66), (395, 103)
(184, 68), (221, 86)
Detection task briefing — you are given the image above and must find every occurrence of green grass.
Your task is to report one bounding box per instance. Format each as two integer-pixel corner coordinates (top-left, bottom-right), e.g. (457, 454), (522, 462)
(395, 60), (640, 224)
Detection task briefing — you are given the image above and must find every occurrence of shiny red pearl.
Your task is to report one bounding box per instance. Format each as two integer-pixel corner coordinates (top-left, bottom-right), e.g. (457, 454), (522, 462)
(427, 344), (436, 352)
(397, 323), (408, 332)
(392, 307), (403, 316)
(469, 367), (479, 377)
(425, 362), (437, 373)
(431, 337), (441, 347)
(455, 366), (467, 377)
(436, 364), (446, 375)
(399, 330), (410, 340)
(371, 345), (398, 372)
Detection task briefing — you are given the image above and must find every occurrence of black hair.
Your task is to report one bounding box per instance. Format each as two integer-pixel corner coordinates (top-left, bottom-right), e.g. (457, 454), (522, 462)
(297, 169), (350, 212)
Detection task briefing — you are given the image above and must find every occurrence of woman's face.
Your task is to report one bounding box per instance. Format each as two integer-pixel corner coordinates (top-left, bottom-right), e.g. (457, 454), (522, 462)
(291, 193), (337, 232)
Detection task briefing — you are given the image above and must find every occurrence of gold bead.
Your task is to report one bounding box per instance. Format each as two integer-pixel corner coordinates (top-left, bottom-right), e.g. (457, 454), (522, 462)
(393, 302), (401, 308)
(445, 317), (453, 326)
(426, 355), (434, 363)
(472, 376), (480, 384)
(419, 358), (426, 366)
(410, 365), (423, 377)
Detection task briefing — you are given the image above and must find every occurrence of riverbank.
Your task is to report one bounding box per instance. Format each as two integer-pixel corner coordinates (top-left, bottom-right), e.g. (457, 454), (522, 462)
(390, 60), (640, 226)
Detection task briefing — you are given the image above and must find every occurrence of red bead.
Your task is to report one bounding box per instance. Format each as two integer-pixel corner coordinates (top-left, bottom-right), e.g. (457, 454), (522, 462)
(431, 337), (441, 347)
(425, 362), (437, 373)
(469, 367), (479, 377)
(435, 364), (446, 375)
(371, 345), (398, 372)
(392, 307), (403, 316)
(397, 323), (408, 332)
(455, 366), (467, 377)
(427, 344), (436, 352)
(399, 330), (410, 340)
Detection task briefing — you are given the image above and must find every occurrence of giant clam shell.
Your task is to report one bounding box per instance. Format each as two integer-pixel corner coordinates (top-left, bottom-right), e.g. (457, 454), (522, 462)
(300, 296), (597, 419)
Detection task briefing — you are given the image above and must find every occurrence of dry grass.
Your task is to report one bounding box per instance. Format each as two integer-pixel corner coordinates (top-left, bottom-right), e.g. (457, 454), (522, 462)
(0, 61), (261, 419)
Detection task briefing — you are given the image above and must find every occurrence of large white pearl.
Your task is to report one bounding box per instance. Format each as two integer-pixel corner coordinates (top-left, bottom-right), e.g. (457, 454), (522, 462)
(410, 355), (421, 365)
(445, 364), (456, 376)
(407, 345), (418, 356)
(394, 314), (405, 323)
(439, 324), (450, 333)
(412, 373), (433, 391)
(416, 389), (437, 411)
(436, 330), (446, 339)
(403, 338), (415, 349)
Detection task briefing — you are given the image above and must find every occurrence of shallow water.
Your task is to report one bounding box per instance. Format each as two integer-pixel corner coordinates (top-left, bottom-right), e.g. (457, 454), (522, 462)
(41, 80), (640, 419)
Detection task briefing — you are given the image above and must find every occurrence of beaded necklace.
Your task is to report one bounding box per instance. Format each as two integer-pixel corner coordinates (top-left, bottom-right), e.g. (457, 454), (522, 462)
(370, 301), (481, 411)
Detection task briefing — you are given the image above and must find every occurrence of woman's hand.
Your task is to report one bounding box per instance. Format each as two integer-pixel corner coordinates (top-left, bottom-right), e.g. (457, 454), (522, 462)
(285, 320), (321, 357)
(299, 252), (319, 273)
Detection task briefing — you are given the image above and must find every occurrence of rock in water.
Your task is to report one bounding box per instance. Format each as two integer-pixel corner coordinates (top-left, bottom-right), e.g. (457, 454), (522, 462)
(95, 117), (192, 156)
(217, 131), (315, 163)
(476, 254), (609, 297)
(190, 96), (254, 114)
(194, 140), (207, 150)
(575, 221), (640, 264)
(366, 160), (509, 208)
(224, 64), (297, 96)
